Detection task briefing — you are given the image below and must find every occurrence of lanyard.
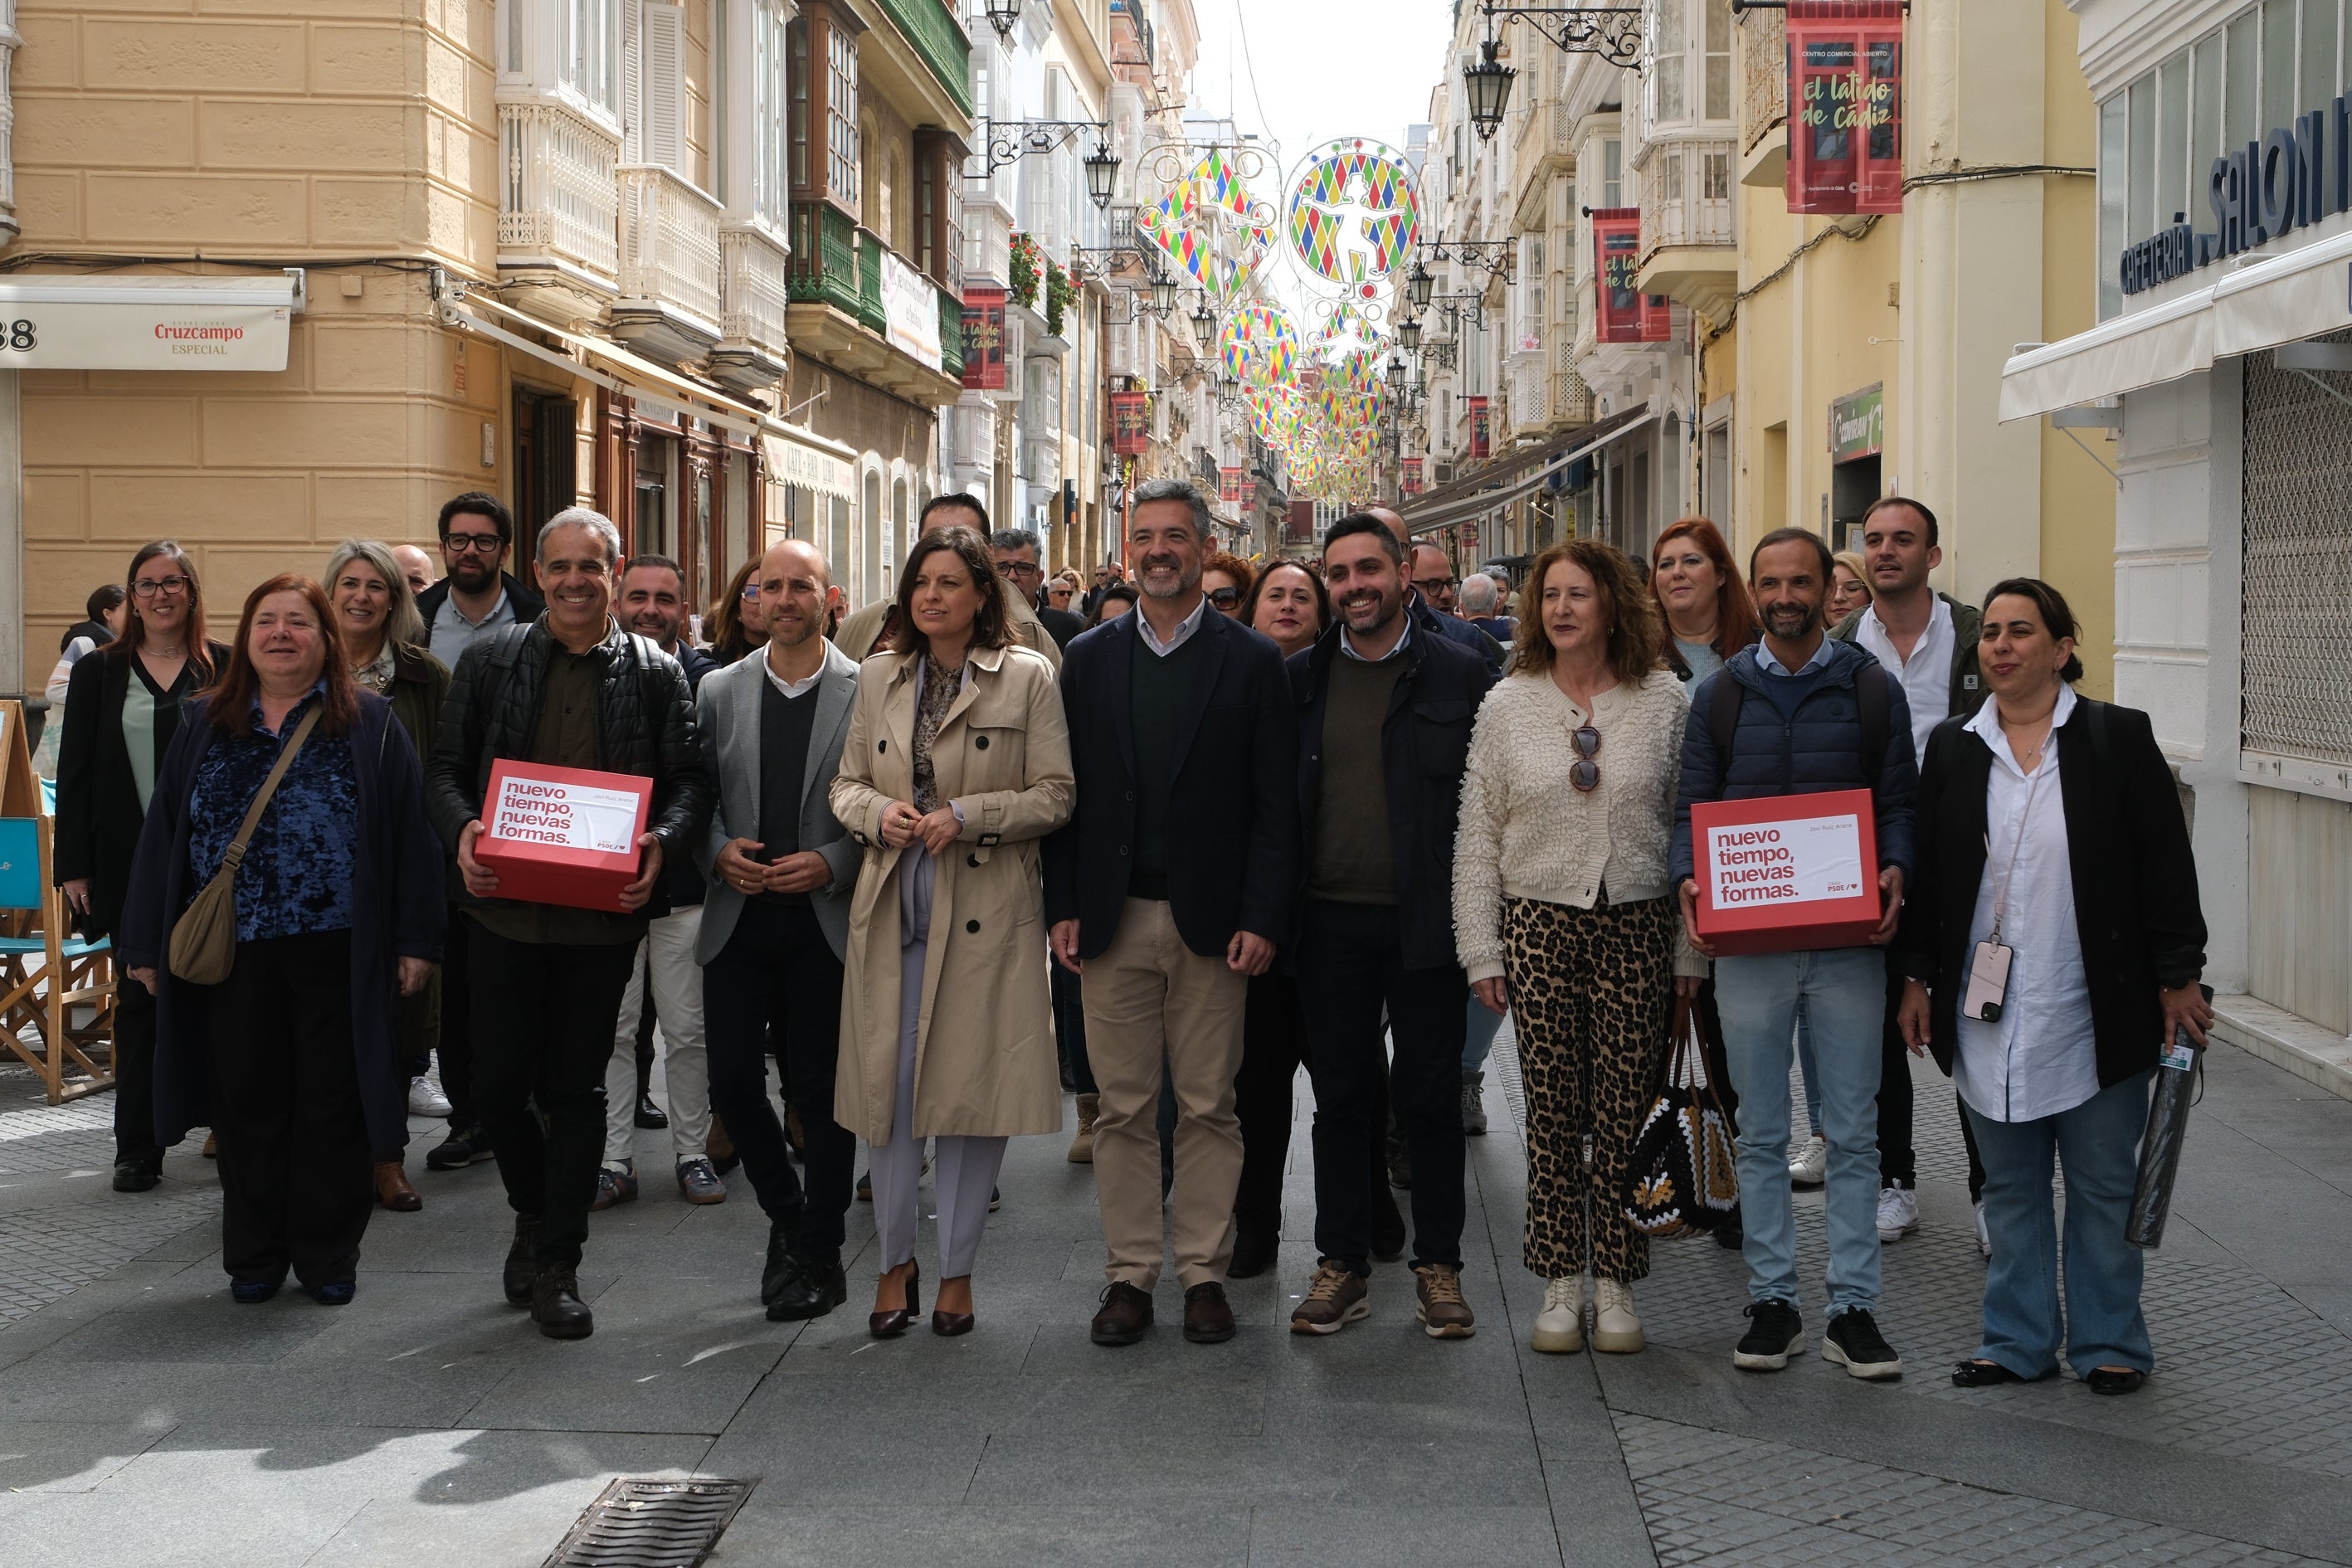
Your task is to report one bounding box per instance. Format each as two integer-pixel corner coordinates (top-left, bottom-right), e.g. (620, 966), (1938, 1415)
(1985, 749), (2050, 946)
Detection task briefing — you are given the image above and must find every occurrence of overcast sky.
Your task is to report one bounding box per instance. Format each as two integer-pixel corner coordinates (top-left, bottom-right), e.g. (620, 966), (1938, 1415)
(1182, 0), (1454, 319)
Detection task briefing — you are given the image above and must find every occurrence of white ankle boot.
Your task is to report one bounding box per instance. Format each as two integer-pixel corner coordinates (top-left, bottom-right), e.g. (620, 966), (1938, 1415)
(1531, 1276), (1585, 1353)
(1593, 1277), (1644, 1353)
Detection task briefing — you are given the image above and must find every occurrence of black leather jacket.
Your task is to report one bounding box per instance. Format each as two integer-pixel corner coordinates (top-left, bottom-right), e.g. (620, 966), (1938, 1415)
(423, 616), (712, 878)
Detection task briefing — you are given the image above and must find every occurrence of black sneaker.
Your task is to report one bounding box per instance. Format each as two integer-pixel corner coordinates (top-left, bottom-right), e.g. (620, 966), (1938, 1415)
(1823, 1308), (1904, 1381)
(1732, 1299), (1804, 1371)
(426, 1122), (492, 1171)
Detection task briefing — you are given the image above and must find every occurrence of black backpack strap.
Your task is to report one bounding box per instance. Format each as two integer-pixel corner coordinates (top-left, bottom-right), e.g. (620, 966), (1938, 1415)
(1708, 672), (1744, 796)
(1856, 660), (1889, 786)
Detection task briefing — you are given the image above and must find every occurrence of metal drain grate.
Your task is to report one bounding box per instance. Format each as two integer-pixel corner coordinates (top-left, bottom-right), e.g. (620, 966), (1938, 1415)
(543, 1478), (752, 1568)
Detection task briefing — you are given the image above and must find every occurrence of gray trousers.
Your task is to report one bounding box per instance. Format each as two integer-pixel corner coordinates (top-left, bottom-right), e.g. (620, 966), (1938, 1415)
(869, 933), (1006, 1280)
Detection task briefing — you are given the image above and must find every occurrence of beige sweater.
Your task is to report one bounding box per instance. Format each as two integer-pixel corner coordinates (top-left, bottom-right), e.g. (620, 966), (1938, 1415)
(1451, 667), (1705, 984)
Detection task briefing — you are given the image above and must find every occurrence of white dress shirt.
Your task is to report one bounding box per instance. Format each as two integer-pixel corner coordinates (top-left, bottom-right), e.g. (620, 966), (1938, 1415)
(1340, 611), (1413, 663)
(759, 648), (821, 699)
(1754, 634), (1838, 677)
(1855, 596), (1955, 760)
(1952, 684), (2101, 1124)
(1135, 594), (1209, 658)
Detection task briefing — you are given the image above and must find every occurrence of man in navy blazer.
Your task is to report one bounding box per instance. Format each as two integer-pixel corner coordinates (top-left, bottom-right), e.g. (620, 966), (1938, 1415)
(1045, 478), (1298, 1349)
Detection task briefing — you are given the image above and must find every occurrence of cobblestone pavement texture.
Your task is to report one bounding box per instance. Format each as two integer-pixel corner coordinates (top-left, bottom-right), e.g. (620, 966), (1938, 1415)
(0, 1012), (2347, 1566)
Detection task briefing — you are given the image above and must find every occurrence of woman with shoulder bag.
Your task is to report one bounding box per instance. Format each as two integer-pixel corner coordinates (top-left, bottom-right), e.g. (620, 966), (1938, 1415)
(830, 525), (1075, 1338)
(54, 542), (231, 1193)
(118, 574), (447, 1306)
(1897, 578), (2210, 1395)
(327, 538), (455, 1212)
(1454, 540), (1706, 1356)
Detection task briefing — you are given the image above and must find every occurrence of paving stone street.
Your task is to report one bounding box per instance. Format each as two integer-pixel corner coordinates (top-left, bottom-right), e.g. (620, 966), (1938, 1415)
(1, 1022), (2348, 1567)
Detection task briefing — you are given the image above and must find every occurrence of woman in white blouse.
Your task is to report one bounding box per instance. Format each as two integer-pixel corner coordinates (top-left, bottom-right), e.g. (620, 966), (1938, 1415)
(1897, 579), (2209, 1396)
(1454, 539), (1705, 1356)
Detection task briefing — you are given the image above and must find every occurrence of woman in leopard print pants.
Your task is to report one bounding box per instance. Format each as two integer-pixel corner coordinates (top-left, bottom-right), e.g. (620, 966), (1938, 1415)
(1454, 539), (1705, 1356)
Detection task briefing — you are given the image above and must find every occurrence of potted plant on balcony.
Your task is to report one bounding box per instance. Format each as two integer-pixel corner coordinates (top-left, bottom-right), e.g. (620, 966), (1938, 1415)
(1045, 261), (1079, 341)
(1009, 231), (1042, 310)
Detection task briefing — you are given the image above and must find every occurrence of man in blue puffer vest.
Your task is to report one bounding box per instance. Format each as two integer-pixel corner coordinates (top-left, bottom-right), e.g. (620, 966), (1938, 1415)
(1673, 527), (1917, 1385)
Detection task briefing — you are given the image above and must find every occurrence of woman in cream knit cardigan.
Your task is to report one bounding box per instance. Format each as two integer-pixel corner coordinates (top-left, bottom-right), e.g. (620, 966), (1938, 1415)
(1454, 538), (1705, 1356)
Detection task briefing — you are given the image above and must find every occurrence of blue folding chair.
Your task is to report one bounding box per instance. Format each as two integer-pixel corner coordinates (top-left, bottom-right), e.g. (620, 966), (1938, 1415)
(0, 815), (119, 1103)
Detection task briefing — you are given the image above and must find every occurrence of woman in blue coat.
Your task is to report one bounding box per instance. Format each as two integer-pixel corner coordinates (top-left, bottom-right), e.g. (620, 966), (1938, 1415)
(120, 573), (446, 1305)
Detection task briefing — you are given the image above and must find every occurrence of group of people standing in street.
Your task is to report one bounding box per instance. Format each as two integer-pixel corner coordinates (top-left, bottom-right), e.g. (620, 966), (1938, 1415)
(48, 475), (2207, 1392)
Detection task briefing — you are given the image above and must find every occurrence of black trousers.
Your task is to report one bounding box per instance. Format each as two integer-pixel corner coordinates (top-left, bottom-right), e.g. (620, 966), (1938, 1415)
(1052, 962), (1095, 1096)
(1231, 971), (1391, 1237)
(466, 921), (635, 1269)
(702, 900), (854, 1264)
(114, 977), (163, 1168)
(207, 931), (372, 1288)
(435, 905), (480, 1127)
(1294, 900), (1468, 1273)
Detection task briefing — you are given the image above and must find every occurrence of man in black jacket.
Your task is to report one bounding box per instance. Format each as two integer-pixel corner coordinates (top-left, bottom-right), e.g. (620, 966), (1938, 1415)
(1286, 515), (1494, 1340)
(425, 508), (712, 1341)
(1368, 507), (1506, 676)
(1046, 478), (1298, 1349)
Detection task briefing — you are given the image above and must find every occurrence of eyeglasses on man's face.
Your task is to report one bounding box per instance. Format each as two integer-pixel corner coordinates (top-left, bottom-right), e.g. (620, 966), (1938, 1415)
(442, 533), (504, 555)
(1412, 576), (1459, 597)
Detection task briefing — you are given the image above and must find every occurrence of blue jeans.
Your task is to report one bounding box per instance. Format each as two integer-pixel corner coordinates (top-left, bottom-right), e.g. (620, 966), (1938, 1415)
(1715, 947), (1886, 1317)
(1794, 1000), (1824, 1135)
(1463, 991), (1505, 1074)
(1962, 1070), (2155, 1379)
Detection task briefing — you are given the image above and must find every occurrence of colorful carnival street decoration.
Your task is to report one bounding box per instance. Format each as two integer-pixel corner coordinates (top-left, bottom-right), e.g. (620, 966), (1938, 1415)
(1220, 302), (1300, 387)
(1285, 138), (1422, 298)
(1137, 144), (1278, 302)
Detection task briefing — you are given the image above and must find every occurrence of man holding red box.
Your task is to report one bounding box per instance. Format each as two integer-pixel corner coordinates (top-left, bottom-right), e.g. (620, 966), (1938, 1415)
(426, 507), (712, 1341)
(1674, 528), (1916, 1382)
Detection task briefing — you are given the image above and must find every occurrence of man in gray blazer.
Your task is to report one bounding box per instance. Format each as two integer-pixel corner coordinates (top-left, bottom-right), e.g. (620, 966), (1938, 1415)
(694, 538), (862, 1321)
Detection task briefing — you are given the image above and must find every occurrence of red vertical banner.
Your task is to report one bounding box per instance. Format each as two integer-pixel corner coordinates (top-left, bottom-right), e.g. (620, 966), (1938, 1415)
(1288, 499), (1314, 543)
(1591, 207), (1671, 343)
(1468, 397), (1490, 458)
(1220, 466), (1246, 504)
(961, 285), (1007, 390)
(1402, 456), (1424, 495)
(1109, 390), (1149, 455)
(1785, 2), (1905, 216)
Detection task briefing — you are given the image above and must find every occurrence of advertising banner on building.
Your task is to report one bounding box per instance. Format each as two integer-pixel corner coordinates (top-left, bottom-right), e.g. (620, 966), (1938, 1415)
(1785, 1), (1905, 216)
(1468, 397), (1490, 458)
(1110, 390), (1149, 455)
(1220, 465), (1247, 504)
(960, 285), (1007, 390)
(1829, 383), (1884, 460)
(1402, 456), (1424, 496)
(1591, 207), (1671, 343)
(881, 252), (943, 371)
(0, 275), (298, 371)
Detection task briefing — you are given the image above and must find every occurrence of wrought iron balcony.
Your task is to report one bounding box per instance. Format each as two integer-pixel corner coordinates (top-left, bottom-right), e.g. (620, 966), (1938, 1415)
(612, 164), (724, 363)
(1740, 3), (1788, 156)
(787, 202), (967, 403)
(498, 99), (621, 304)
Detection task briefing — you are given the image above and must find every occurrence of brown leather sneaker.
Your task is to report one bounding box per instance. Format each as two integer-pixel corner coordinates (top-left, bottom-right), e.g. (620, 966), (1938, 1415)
(1414, 1263), (1477, 1339)
(1182, 1282), (1235, 1344)
(1090, 1280), (1154, 1346)
(1289, 1262), (1370, 1335)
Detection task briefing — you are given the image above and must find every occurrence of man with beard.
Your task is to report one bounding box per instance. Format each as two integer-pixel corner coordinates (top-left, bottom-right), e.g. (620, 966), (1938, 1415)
(694, 538), (864, 1320)
(1366, 509), (1504, 677)
(1285, 515), (1493, 1339)
(416, 494), (547, 1176)
(1048, 478), (1298, 1348)
(592, 556), (725, 1210)
(1829, 496), (1989, 1251)
(426, 508), (711, 1339)
(1673, 527), (1916, 1382)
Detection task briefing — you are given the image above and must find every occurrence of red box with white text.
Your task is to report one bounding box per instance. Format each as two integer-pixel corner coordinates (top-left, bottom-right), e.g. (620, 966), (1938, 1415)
(1689, 788), (1882, 956)
(473, 761), (652, 913)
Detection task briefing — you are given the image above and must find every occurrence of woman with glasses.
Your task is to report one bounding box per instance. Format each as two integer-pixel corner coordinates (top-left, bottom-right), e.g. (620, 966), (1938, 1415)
(706, 560), (767, 665)
(1201, 552), (1255, 619)
(1453, 539), (1700, 1356)
(56, 542), (232, 1194)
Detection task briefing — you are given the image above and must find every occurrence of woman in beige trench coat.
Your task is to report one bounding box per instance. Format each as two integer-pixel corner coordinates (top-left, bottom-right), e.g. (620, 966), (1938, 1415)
(830, 524), (1074, 1339)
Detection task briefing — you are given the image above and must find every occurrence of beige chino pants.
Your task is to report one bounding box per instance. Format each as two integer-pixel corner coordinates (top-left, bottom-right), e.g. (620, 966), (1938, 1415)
(1083, 898), (1249, 1291)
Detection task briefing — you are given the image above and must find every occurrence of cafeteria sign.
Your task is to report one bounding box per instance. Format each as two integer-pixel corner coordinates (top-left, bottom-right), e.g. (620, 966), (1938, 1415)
(1829, 384), (1883, 461)
(0, 273), (300, 372)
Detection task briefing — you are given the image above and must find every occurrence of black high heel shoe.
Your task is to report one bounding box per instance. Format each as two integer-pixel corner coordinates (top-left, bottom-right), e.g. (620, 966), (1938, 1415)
(932, 1275), (975, 1337)
(869, 1259), (921, 1339)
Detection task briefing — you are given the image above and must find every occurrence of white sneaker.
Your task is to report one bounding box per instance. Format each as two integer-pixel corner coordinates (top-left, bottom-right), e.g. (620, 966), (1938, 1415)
(1531, 1276), (1585, 1354)
(1593, 1277), (1644, 1354)
(407, 1074), (451, 1118)
(1877, 1182), (1919, 1242)
(1974, 1199), (1992, 1259)
(1788, 1134), (1828, 1186)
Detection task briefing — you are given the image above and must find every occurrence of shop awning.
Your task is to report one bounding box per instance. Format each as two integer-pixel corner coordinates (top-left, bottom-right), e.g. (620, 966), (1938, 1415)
(444, 289), (770, 436)
(760, 422), (858, 502)
(1405, 410), (1660, 536)
(0, 270), (305, 372)
(1999, 226), (2352, 421)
